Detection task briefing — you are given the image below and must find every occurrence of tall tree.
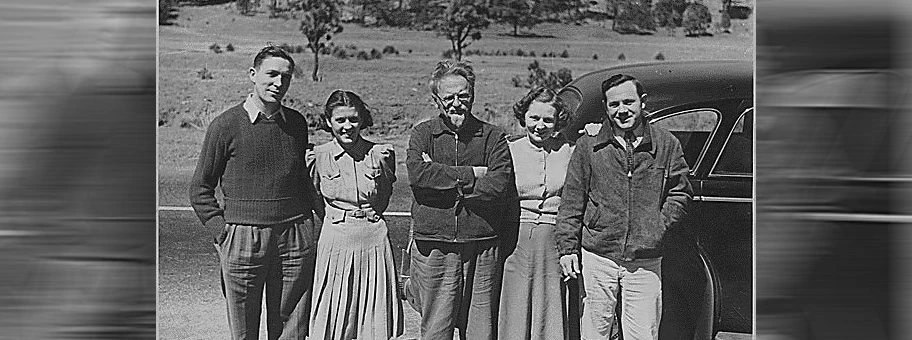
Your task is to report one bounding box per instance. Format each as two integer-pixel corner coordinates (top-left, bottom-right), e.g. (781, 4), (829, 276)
(490, 0), (535, 36)
(295, 0), (343, 81)
(429, 0), (491, 61)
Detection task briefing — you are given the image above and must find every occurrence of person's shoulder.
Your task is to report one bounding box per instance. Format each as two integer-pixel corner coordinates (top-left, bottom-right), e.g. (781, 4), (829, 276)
(507, 134), (526, 144)
(479, 120), (508, 137)
(648, 124), (679, 144)
(281, 106), (307, 125)
(412, 117), (438, 131)
(313, 140), (334, 153)
(208, 103), (245, 130)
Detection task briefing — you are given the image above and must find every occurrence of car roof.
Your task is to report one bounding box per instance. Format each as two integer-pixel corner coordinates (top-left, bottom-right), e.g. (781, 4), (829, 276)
(564, 60), (754, 112)
(559, 60), (754, 137)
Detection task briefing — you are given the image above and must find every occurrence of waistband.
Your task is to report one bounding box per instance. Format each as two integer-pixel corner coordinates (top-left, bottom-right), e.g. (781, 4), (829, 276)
(324, 204), (381, 224)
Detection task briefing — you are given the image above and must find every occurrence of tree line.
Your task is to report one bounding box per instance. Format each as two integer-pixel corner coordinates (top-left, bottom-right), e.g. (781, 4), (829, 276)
(160, 0), (749, 81)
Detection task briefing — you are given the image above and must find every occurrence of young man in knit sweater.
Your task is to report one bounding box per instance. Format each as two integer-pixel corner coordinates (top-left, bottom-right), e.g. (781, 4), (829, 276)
(190, 46), (318, 340)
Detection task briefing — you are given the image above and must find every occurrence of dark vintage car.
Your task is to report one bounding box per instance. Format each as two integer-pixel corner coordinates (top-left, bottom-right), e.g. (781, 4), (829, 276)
(557, 60), (754, 340)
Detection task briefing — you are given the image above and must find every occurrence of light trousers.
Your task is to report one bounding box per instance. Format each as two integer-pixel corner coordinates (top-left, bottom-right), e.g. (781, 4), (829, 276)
(580, 248), (662, 340)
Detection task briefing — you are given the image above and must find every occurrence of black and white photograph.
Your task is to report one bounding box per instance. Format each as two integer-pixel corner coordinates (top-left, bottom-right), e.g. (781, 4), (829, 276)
(157, 0), (753, 339)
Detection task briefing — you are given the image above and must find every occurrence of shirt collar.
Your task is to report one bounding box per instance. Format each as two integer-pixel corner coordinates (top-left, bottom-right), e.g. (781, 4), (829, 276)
(430, 114), (484, 137)
(243, 93), (285, 123)
(328, 138), (371, 160)
(594, 117), (654, 151)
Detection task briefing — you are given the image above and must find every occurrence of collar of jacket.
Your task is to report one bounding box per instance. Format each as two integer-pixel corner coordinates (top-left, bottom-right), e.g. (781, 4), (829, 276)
(593, 117), (656, 153)
(430, 114), (485, 137)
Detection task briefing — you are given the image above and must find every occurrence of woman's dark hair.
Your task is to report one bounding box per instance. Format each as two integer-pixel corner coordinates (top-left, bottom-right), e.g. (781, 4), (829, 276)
(512, 86), (569, 131)
(320, 90), (374, 133)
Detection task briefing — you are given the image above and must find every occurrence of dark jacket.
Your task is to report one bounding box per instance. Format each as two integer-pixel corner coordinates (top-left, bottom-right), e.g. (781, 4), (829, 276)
(407, 114), (517, 242)
(555, 120), (692, 261)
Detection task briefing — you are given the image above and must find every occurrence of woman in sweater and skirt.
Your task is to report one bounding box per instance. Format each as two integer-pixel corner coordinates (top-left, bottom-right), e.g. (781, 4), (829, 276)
(308, 90), (403, 340)
(499, 87), (574, 340)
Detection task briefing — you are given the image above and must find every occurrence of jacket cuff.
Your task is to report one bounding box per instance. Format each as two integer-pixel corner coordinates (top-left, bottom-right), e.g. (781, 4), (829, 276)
(204, 215), (226, 229)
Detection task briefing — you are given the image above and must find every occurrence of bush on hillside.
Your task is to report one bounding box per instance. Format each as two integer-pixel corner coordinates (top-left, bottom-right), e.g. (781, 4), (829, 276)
(683, 2), (712, 36)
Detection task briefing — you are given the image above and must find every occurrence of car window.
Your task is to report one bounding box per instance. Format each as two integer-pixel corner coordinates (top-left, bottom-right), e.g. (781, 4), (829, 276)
(713, 109), (754, 176)
(651, 109), (719, 169)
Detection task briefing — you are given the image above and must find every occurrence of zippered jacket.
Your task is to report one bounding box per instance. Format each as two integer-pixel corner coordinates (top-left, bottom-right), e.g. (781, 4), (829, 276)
(555, 121), (692, 261)
(407, 114), (518, 242)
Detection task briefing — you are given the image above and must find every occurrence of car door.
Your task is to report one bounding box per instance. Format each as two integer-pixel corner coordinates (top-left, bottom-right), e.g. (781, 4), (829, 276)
(649, 99), (753, 337)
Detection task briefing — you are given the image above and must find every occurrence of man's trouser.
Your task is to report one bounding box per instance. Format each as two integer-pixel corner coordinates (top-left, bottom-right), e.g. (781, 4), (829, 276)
(216, 219), (317, 340)
(407, 239), (501, 340)
(580, 248), (662, 340)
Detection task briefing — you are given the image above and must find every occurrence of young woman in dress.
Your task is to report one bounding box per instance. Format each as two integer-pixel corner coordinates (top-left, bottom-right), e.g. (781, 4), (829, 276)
(308, 90), (403, 340)
(499, 86), (574, 340)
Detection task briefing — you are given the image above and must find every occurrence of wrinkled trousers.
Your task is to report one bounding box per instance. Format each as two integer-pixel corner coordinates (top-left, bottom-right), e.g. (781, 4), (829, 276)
(406, 239), (501, 340)
(215, 220), (318, 340)
(580, 248), (661, 340)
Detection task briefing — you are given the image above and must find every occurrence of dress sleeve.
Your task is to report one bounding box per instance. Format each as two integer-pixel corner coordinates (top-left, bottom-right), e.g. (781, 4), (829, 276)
(373, 144), (396, 214)
(306, 145), (325, 220)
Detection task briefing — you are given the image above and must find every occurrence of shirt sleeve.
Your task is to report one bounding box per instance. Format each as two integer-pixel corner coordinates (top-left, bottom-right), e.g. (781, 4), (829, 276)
(306, 145), (325, 220)
(374, 144), (396, 214)
(555, 136), (591, 256)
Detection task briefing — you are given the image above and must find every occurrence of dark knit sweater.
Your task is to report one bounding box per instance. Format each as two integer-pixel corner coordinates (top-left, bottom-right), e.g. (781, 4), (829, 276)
(189, 103), (313, 228)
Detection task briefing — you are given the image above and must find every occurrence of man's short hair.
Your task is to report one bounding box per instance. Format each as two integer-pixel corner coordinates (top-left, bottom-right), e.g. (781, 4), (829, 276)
(253, 45), (296, 71)
(600, 74), (646, 102)
(428, 60), (475, 97)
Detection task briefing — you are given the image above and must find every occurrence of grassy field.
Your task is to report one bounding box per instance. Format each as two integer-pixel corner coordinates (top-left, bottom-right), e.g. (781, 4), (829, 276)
(159, 4), (752, 339)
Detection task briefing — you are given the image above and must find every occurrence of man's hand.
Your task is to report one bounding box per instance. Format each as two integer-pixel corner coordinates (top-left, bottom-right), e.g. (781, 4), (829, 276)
(560, 254), (581, 280)
(578, 123), (602, 137)
(472, 166), (488, 178)
(421, 152), (432, 162)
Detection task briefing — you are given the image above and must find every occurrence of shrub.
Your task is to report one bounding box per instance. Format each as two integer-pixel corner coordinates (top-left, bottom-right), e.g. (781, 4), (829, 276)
(529, 51), (536, 57)
(197, 67), (214, 80)
(653, 0), (685, 28)
(618, 53), (626, 61)
(225, 43), (235, 52)
(655, 52), (665, 60)
(516, 49), (525, 57)
(357, 50), (371, 60)
(159, 0), (176, 25)
(382, 45), (398, 54)
(209, 43), (222, 54)
(560, 49), (569, 58)
(614, 0), (656, 34)
(729, 5), (752, 20)
(370, 48), (383, 59)
(593, 54), (599, 60)
(720, 11), (732, 32)
(511, 75), (525, 88)
(683, 2), (712, 36)
(512, 60), (573, 90)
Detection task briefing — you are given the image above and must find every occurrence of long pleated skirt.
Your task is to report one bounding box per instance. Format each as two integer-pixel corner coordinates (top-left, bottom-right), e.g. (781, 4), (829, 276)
(499, 221), (569, 340)
(309, 216), (404, 340)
